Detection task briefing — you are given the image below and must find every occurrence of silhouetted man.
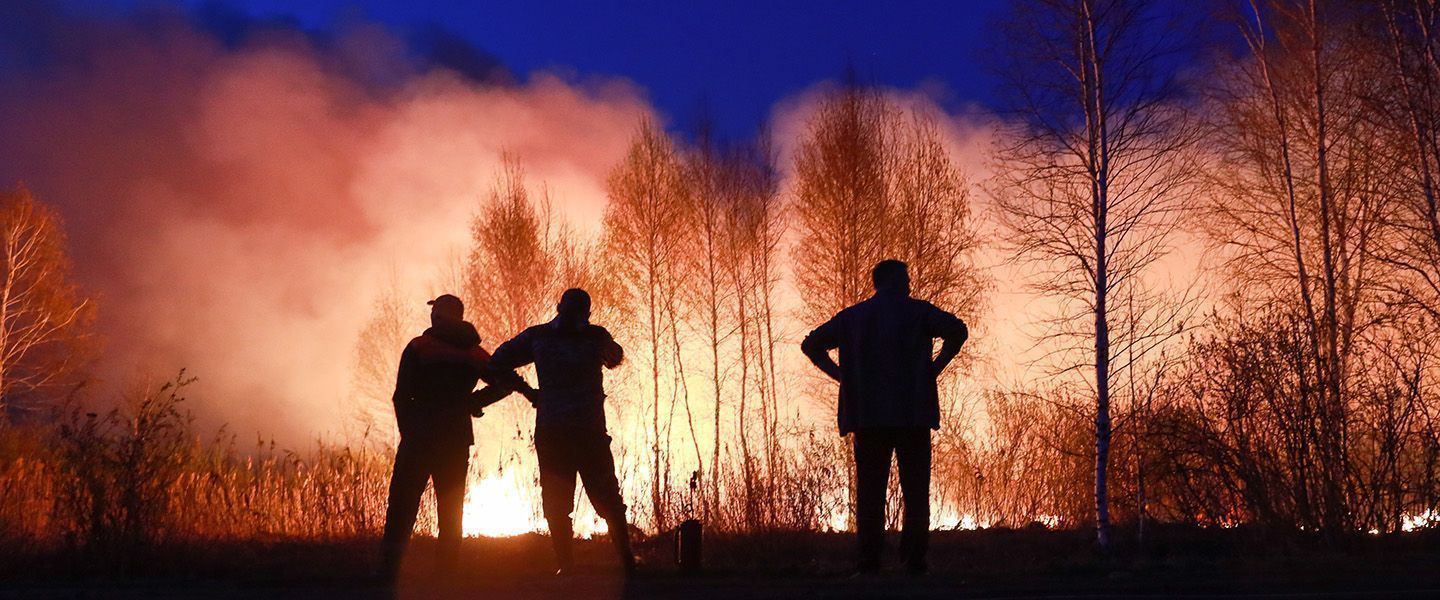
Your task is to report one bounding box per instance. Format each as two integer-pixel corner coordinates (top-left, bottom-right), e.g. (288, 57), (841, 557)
(801, 260), (968, 575)
(489, 288), (636, 575)
(381, 294), (530, 579)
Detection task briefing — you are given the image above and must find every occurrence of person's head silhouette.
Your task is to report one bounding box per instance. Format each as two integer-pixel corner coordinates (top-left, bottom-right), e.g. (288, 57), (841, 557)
(428, 294), (465, 326)
(556, 288), (592, 329)
(872, 259), (910, 297)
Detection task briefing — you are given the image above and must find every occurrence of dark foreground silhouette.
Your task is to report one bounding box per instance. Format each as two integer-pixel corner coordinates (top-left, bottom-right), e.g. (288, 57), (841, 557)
(381, 294), (532, 577)
(5, 527), (1440, 599)
(803, 260), (968, 575)
(489, 288), (636, 574)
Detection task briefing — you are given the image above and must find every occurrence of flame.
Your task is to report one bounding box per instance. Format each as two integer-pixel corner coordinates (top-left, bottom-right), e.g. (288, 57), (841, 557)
(1403, 509), (1438, 532)
(463, 470), (542, 537)
(931, 507), (991, 530)
(820, 505), (1014, 532)
(461, 469), (611, 538)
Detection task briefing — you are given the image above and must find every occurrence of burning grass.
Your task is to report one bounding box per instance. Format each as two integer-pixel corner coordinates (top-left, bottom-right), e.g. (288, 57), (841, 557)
(0, 374), (395, 569)
(0, 371), (867, 575)
(6, 371), (1440, 593)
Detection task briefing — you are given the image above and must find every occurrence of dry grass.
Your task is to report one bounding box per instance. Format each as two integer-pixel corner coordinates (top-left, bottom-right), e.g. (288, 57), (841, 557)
(0, 371), (868, 575)
(0, 374), (398, 570)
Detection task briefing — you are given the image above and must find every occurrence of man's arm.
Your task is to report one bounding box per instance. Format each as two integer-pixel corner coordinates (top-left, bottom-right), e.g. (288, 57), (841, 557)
(410, 336), (533, 413)
(473, 346), (533, 393)
(470, 385), (514, 415)
(386, 344), (420, 436)
(469, 346), (535, 415)
(927, 306), (969, 377)
(392, 342), (417, 402)
(485, 330), (539, 404)
(594, 326), (624, 369)
(800, 316), (844, 383)
(409, 335), (488, 367)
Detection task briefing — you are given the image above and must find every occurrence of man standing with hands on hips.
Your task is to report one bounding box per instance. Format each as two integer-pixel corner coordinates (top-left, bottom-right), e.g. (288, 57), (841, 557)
(801, 260), (968, 576)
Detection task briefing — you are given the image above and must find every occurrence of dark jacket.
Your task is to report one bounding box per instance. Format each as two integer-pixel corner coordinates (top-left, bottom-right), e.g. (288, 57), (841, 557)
(489, 318), (623, 433)
(391, 319), (489, 447)
(801, 291), (968, 435)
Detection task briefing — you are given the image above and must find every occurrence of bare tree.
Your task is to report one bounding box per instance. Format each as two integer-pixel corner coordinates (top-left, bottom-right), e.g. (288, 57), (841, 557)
(792, 83), (894, 326)
(602, 119), (691, 531)
(466, 154), (582, 346)
(889, 113), (986, 335)
(991, 0), (1200, 549)
(792, 81), (985, 532)
(0, 187), (94, 423)
(794, 84), (983, 341)
(1374, 0), (1440, 322)
(350, 275), (419, 438)
(719, 133), (787, 528)
(684, 124), (739, 517)
(1207, 0), (1391, 534)
(1369, 9), (1440, 518)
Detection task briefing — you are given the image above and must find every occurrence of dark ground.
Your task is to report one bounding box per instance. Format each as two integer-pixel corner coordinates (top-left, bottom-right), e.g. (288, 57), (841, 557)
(3, 527), (1440, 599)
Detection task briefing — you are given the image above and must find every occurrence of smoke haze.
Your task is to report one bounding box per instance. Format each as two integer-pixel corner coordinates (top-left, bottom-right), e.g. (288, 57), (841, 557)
(0, 1), (1031, 445)
(0, 1), (651, 440)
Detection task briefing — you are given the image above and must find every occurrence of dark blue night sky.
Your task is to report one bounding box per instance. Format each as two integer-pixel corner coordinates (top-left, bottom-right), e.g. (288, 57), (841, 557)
(77, 0), (1010, 138)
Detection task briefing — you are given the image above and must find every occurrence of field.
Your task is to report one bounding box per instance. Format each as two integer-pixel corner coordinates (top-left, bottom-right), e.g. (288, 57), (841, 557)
(4, 527), (1440, 599)
(3, 384), (1440, 599)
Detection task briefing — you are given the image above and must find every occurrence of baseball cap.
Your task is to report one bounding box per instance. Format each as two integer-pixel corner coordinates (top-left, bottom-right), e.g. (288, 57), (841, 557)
(427, 294), (464, 320)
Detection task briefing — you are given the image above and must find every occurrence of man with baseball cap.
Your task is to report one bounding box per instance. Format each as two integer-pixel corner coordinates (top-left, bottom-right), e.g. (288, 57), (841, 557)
(380, 293), (532, 580)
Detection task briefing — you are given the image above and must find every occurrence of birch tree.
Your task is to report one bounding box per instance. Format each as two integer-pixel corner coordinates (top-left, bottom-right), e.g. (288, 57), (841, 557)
(684, 125), (738, 516)
(1374, 1), (1440, 323)
(602, 119), (691, 530)
(722, 135), (786, 527)
(1207, 0), (1389, 534)
(466, 155), (583, 346)
(992, 0), (1200, 549)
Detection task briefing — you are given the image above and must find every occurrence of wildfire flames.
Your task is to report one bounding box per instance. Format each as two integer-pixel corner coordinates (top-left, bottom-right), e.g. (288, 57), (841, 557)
(4, 0), (1440, 545)
(462, 471), (608, 538)
(461, 472), (538, 538)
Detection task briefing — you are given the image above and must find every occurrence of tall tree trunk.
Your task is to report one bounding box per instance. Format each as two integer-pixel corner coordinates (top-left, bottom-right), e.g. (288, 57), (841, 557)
(649, 250), (665, 531)
(737, 295), (755, 529)
(710, 275), (722, 517)
(1305, 0), (1346, 536)
(1080, 0), (1113, 552)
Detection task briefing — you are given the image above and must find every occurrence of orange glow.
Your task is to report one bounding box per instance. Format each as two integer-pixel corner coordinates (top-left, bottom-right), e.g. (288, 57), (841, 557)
(462, 470), (541, 537)
(462, 469), (610, 538)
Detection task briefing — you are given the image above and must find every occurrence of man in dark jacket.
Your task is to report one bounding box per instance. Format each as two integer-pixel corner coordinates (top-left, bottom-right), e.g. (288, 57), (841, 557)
(381, 293), (530, 578)
(801, 260), (968, 575)
(488, 288), (636, 575)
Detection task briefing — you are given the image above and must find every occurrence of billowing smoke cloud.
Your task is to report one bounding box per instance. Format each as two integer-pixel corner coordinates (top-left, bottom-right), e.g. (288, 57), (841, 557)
(0, 1), (1032, 449)
(0, 1), (652, 441)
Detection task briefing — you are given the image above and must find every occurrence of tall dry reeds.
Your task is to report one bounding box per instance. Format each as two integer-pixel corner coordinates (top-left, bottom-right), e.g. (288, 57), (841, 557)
(0, 372), (398, 566)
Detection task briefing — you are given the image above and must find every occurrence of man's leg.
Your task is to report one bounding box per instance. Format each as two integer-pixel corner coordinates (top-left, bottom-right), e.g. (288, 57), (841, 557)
(852, 429), (895, 573)
(575, 432), (635, 571)
(896, 428), (932, 574)
(382, 439), (431, 578)
(432, 443), (470, 574)
(536, 430), (579, 571)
